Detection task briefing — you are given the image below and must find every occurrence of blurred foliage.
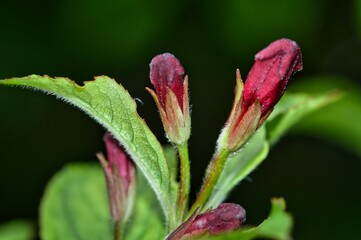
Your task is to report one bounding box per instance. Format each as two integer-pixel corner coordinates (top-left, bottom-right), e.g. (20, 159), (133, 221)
(267, 90), (342, 146)
(201, 0), (325, 69)
(0, 220), (34, 240)
(357, 0), (361, 38)
(291, 76), (361, 157)
(49, 0), (185, 68)
(40, 164), (113, 240)
(0, 0), (361, 239)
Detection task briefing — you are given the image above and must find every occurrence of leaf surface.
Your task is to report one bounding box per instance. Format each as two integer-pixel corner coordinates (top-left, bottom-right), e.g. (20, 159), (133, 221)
(125, 171), (166, 240)
(267, 91), (341, 146)
(0, 75), (173, 222)
(289, 76), (361, 157)
(40, 164), (112, 240)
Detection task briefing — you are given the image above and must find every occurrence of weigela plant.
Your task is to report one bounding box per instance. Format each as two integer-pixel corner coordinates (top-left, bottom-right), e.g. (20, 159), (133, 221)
(0, 38), (337, 240)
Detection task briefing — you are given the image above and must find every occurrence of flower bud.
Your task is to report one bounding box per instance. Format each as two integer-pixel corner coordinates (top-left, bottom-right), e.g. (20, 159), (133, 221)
(146, 53), (191, 145)
(167, 203), (246, 239)
(96, 133), (136, 224)
(219, 38), (302, 151)
(242, 38), (302, 123)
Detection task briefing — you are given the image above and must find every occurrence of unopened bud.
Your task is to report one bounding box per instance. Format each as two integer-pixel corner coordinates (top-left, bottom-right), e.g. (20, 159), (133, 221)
(243, 38), (302, 123)
(219, 38), (302, 151)
(146, 53), (191, 145)
(97, 133), (136, 224)
(167, 203), (246, 240)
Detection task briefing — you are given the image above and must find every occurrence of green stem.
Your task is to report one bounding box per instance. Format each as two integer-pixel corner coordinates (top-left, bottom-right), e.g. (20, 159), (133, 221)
(188, 148), (230, 216)
(114, 220), (120, 240)
(114, 219), (126, 240)
(176, 142), (191, 221)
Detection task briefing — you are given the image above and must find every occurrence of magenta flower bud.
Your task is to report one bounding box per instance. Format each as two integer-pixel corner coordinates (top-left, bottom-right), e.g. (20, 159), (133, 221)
(96, 133), (136, 224)
(219, 39), (302, 151)
(147, 53), (191, 145)
(150, 53), (185, 110)
(242, 38), (302, 121)
(103, 133), (135, 192)
(167, 203), (246, 239)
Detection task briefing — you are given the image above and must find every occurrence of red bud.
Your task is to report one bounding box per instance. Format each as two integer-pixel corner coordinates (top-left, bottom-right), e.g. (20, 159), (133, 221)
(219, 39), (303, 151)
(97, 133), (136, 223)
(104, 133), (134, 192)
(186, 203), (246, 235)
(242, 38), (302, 118)
(167, 203), (246, 239)
(150, 53), (185, 110)
(147, 53), (191, 145)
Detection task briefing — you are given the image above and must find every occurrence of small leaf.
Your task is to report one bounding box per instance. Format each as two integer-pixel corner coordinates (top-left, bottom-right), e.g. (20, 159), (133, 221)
(206, 127), (269, 209)
(206, 198), (293, 240)
(0, 75), (174, 223)
(125, 171), (166, 240)
(289, 76), (361, 157)
(242, 198), (292, 240)
(40, 164), (113, 240)
(267, 91), (341, 146)
(205, 91), (337, 210)
(0, 220), (35, 240)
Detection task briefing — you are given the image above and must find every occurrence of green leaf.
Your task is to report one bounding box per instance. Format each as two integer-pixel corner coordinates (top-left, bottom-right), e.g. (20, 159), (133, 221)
(163, 145), (179, 204)
(205, 90), (338, 210)
(289, 76), (361, 157)
(205, 127), (269, 209)
(207, 198), (293, 240)
(267, 91), (341, 146)
(163, 145), (178, 184)
(0, 220), (35, 240)
(0, 75), (173, 223)
(125, 171), (166, 240)
(40, 164), (113, 240)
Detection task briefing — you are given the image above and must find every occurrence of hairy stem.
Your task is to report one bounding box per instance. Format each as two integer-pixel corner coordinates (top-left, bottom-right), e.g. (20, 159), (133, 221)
(114, 220), (120, 240)
(176, 142), (191, 221)
(188, 148), (230, 216)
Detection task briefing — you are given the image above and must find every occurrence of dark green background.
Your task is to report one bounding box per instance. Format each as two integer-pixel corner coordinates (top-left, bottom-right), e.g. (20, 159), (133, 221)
(1, 0), (361, 239)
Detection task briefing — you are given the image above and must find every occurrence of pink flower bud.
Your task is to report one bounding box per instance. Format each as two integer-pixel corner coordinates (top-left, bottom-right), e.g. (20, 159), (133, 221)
(103, 133), (134, 192)
(167, 203), (246, 239)
(242, 38), (302, 120)
(97, 133), (136, 223)
(147, 53), (191, 145)
(185, 203), (246, 235)
(150, 53), (185, 110)
(219, 39), (302, 151)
